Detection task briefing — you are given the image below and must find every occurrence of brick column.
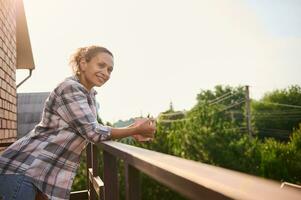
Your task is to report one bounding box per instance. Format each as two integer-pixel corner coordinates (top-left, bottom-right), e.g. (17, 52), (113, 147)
(0, 0), (17, 149)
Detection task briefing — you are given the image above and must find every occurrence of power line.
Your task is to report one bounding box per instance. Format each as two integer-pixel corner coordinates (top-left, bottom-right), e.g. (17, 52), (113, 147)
(208, 91), (232, 104)
(253, 111), (301, 115)
(209, 93), (237, 105)
(253, 113), (301, 117)
(254, 116), (301, 119)
(256, 128), (291, 133)
(218, 99), (245, 113)
(257, 101), (301, 109)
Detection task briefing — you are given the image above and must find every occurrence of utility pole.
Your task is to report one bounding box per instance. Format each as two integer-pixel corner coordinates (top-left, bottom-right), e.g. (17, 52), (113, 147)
(245, 85), (252, 138)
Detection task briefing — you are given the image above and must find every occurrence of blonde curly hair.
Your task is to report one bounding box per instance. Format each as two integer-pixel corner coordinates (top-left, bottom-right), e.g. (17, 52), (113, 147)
(69, 45), (113, 74)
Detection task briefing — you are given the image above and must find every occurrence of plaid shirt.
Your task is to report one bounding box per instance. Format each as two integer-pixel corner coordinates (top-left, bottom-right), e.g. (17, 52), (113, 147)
(0, 75), (112, 200)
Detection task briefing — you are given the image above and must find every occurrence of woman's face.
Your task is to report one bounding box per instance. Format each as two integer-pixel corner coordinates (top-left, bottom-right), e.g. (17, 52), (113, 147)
(79, 52), (114, 90)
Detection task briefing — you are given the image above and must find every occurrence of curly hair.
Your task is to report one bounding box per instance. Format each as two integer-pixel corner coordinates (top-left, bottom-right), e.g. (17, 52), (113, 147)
(69, 45), (113, 74)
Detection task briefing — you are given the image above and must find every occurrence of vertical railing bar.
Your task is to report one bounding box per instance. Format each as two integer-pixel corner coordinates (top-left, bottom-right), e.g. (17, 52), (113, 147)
(86, 143), (96, 200)
(103, 150), (119, 200)
(92, 144), (99, 176)
(92, 144), (102, 200)
(86, 143), (92, 200)
(125, 162), (140, 200)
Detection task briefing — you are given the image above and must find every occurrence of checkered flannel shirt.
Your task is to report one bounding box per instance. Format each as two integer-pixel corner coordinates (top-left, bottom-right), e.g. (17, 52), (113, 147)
(0, 75), (112, 200)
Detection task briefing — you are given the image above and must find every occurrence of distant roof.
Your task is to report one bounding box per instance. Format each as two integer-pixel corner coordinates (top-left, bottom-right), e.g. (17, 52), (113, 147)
(17, 92), (50, 138)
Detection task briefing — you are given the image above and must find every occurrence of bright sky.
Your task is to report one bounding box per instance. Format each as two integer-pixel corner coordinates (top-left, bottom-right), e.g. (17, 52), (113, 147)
(18, 0), (301, 123)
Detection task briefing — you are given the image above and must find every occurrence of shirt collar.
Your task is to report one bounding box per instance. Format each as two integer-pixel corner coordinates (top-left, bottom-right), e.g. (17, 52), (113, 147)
(69, 75), (98, 95)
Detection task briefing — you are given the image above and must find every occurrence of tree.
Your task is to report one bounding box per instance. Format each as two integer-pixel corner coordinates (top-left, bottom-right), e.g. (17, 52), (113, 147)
(252, 85), (301, 141)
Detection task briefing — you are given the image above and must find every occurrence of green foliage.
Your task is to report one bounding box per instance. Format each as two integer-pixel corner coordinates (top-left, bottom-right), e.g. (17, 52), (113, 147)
(262, 85), (301, 105)
(71, 152), (87, 191)
(252, 85), (301, 141)
(194, 85), (246, 128)
(259, 126), (301, 183)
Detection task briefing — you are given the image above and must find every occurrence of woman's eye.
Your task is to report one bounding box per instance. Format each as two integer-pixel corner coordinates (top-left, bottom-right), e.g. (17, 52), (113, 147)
(98, 64), (105, 68)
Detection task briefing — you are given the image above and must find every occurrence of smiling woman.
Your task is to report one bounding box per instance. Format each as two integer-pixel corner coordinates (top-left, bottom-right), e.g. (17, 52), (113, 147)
(0, 45), (156, 200)
(69, 46), (114, 90)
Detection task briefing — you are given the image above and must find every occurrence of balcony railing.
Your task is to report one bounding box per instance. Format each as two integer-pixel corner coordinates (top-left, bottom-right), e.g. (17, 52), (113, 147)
(70, 141), (301, 200)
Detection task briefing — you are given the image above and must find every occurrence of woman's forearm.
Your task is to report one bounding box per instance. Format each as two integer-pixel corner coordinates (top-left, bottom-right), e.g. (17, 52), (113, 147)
(110, 127), (137, 140)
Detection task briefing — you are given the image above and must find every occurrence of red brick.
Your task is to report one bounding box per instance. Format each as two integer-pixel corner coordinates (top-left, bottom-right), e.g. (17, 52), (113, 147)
(2, 40), (7, 53)
(0, 89), (4, 98)
(4, 110), (8, 118)
(0, 47), (4, 58)
(0, 69), (4, 78)
(0, 29), (3, 41)
(12, 121), (16, 129)
(4, 54), (9, 64)
(8, 129), (12, 137)
(11, 130), (16, 137)
(10, 138), (16, 143)
(7, 85), (10, 95)
(12, 96), (15, 104)
(5, 92), (8, 101)
(4, 129), (8, 138)
(2, 80), (6, 91)
(2, 119), (6, 128)
(12, 104), (16, 113)
(0, 129), (4, 136)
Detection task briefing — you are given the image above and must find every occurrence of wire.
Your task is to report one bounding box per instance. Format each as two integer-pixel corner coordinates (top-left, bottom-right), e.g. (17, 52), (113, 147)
(208, 91), (232, 104)
(253, 111), (301, 115)
(256, 128), (291, 133)
(257, 101), (301, 109)
(209, 93), (237, 105)
(218, 99), (245, 113)
(253, 114), (301, 117)
(253, 116), (301, 121)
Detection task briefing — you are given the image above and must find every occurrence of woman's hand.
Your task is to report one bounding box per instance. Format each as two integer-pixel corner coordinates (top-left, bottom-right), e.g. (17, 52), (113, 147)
(130, 118), (156, 142)
(110, 118), (156, 140)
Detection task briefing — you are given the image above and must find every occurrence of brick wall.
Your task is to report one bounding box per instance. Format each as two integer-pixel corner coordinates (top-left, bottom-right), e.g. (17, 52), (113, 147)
(0, 0), (17, 147)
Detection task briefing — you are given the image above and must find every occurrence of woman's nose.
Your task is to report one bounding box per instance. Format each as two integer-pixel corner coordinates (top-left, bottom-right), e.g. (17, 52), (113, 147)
(103, 70), (110, 79)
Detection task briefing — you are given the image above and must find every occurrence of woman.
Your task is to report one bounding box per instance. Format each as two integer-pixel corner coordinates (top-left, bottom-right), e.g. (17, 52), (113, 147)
(0, 45), (156, 200)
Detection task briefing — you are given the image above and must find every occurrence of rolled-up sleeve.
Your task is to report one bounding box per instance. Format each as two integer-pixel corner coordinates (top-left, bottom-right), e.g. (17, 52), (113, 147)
(55, 83), (111, 143)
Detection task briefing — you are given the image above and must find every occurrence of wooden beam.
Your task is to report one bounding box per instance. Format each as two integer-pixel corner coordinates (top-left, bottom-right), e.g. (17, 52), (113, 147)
(70, 190), (88, 200)
(103, 150), (119, 200)
(99, 141), (301, 200)
(88, 168), (104, 199)
(125, 163), (140, 200)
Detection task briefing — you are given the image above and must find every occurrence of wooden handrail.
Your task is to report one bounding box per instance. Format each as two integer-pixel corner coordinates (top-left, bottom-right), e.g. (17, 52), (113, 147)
(71, 141), (301, 200)
(97, 141), (301, 200)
